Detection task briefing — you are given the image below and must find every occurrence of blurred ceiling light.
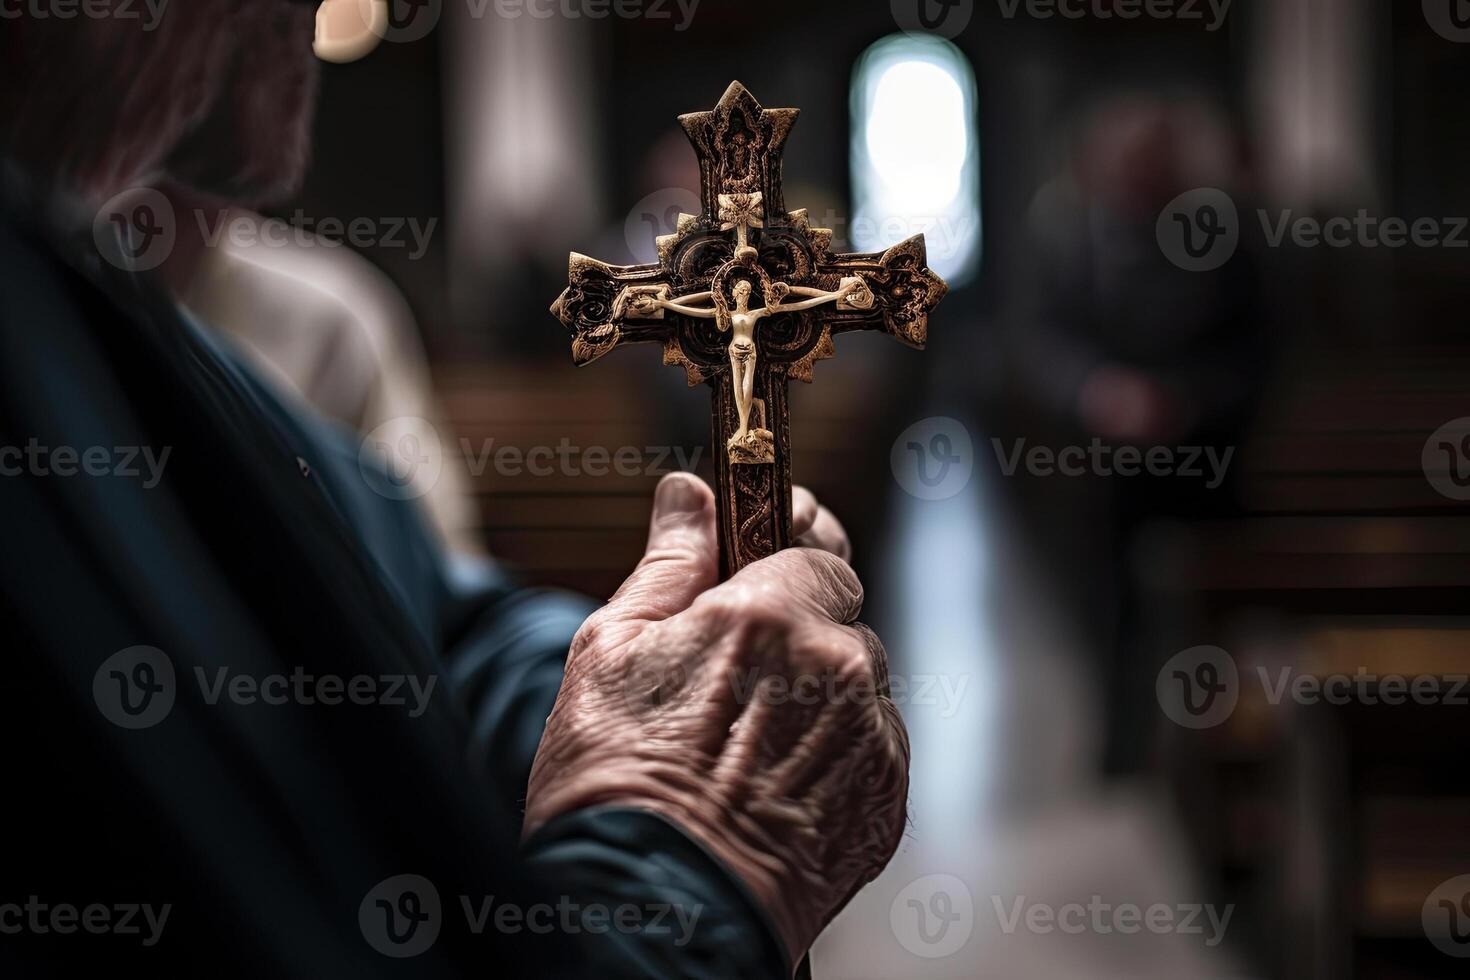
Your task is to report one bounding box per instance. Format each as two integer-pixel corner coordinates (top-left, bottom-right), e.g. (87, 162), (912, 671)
(851, 34), (980, 286)
(314, 0), (387, 64)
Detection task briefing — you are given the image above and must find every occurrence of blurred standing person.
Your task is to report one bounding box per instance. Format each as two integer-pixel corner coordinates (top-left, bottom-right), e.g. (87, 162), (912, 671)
(999, 94), (1268, 775)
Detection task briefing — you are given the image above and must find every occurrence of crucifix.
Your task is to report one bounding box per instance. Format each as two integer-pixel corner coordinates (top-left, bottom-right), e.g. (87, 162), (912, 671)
(551, 81), (948, 578)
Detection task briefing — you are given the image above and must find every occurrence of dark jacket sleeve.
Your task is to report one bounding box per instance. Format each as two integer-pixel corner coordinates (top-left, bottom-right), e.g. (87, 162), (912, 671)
(0, 213), (786, 979)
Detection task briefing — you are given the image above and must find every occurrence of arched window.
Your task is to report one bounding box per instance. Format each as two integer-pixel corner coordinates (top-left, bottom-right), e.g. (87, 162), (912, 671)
(850, 34), (980, 286)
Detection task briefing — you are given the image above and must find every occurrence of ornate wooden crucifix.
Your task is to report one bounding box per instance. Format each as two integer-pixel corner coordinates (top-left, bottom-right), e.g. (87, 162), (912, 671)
(552, 81), (948, 578)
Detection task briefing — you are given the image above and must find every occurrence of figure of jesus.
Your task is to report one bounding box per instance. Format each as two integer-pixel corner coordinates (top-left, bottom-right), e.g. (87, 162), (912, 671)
(641, 277), (869, 458)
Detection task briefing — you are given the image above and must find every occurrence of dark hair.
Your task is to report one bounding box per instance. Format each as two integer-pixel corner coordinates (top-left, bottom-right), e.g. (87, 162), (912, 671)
(0, 1), (315, 204)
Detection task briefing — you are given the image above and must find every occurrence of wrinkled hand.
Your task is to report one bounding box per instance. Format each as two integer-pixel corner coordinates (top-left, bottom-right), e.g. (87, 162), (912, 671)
(524, 474), (909, 963)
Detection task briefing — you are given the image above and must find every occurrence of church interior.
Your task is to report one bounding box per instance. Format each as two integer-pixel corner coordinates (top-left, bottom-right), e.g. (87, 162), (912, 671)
(45, 0), (1469, 976)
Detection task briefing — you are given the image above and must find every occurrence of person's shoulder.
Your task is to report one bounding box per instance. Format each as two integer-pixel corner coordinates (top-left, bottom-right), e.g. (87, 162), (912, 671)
(0, 214), (112, 368)
(0, 214), (75, 309)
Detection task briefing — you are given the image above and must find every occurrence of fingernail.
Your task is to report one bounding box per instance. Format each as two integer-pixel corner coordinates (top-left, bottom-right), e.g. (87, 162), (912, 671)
(653, 473), (704, 517)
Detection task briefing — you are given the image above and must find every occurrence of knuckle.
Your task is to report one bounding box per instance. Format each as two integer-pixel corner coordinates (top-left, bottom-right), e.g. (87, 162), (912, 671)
(693, 580), (793, 632)
(798, 548), (864, 618)
(783, 627), (875, 701)
(689, 586), (745, 623)
(568, 612), (607, 658)
(848, 622), (891, 696)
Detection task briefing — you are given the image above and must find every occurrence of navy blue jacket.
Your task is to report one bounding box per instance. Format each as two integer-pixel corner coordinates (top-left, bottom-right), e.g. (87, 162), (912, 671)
(0, 212), (787, 979)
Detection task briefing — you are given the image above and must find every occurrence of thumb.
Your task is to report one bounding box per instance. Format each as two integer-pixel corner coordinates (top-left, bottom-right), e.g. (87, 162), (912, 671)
(605, 473), (719, 622)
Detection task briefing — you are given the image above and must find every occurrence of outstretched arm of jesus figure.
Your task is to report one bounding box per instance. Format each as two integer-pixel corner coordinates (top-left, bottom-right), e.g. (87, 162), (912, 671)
(765, 279), (862, 315)
(656, 291), (719, 318)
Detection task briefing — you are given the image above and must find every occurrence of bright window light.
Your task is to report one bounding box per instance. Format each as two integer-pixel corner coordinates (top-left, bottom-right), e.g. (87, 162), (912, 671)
(851, 35), (980, 285)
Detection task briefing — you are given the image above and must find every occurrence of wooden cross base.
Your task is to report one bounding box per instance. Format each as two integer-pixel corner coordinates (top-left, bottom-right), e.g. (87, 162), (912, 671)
(712, 375), (791, 579)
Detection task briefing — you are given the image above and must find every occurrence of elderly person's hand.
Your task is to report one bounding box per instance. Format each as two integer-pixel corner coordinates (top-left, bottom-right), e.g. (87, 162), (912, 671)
(524, 473), (909, 963)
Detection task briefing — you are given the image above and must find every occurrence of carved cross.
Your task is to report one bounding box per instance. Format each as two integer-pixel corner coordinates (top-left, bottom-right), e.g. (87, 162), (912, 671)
(551, 81), (948, 577)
